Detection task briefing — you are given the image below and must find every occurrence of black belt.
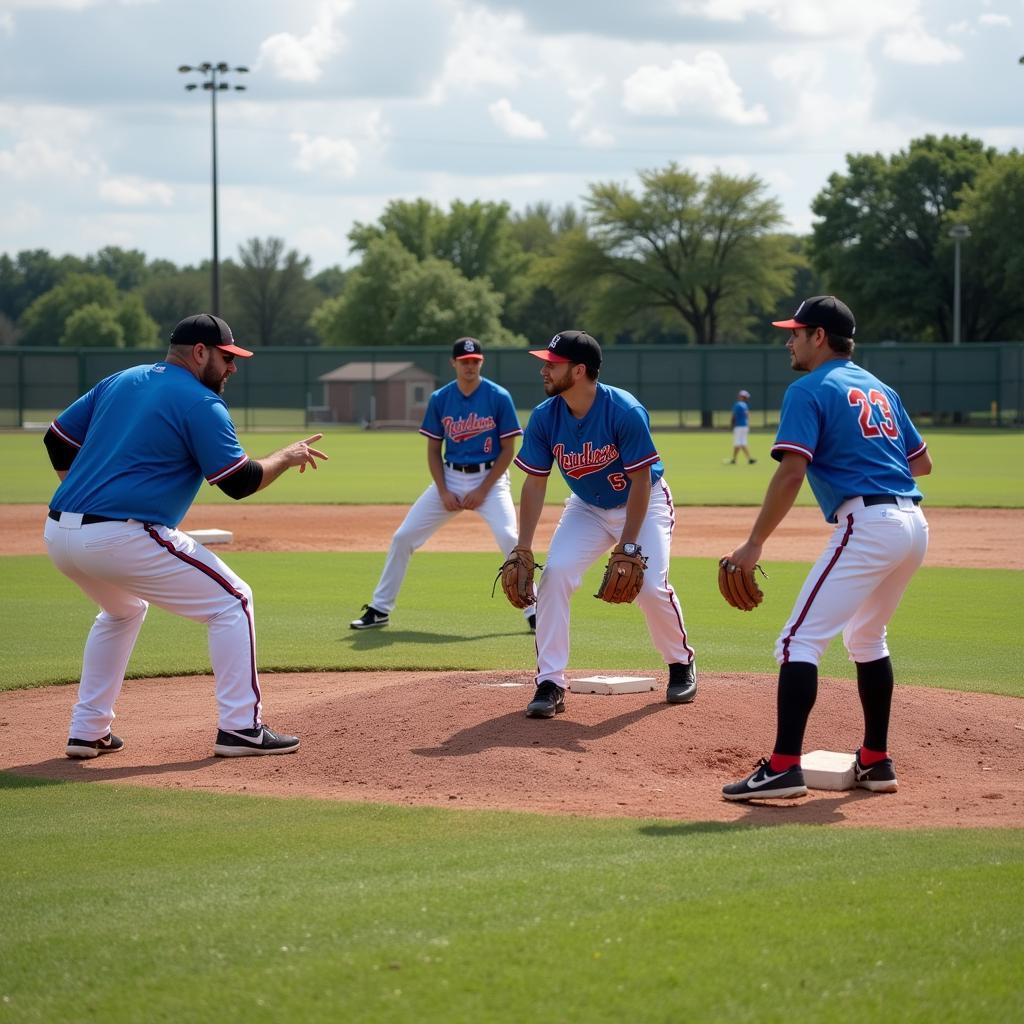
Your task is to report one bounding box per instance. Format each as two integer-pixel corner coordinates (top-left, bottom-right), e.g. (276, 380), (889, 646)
(48, 509), (126, 525)
(445, 461), (494, 474)
(861, 495), (921, 507)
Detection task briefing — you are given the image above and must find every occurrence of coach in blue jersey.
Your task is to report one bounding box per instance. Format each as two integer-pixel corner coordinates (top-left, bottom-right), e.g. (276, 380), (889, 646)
(44, 313), (327, 760)
(721, 296), (932, 801)
(513, 330), (697, 719)
(350, 336), (535, 631)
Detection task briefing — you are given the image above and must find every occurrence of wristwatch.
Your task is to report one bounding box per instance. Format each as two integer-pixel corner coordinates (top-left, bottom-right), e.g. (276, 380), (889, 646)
(621, 542), (642, 557)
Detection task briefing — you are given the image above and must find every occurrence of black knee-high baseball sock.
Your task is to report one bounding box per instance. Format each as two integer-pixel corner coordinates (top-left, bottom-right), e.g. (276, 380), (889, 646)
(772, 661), (818, 760)
(856, 656), (894, 755)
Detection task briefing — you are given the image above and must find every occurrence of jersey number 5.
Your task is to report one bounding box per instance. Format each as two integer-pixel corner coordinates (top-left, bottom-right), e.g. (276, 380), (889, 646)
(607, 472), (628, 491)
(848, 388), (899, 440)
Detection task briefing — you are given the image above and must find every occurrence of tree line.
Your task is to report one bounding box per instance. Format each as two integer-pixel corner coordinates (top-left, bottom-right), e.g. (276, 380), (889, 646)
(2, 134), (1021, 350)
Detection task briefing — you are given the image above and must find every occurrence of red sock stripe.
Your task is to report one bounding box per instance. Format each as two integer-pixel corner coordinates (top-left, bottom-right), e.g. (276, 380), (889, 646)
(781, 514), (855, 664)
(144, 524), (261, 726)
(859, 746), (889, 766)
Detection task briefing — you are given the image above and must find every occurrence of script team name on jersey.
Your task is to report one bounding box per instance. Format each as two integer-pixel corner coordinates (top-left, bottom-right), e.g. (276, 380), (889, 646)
(552, 441), (620, 479)
(442, 412), (497, 442)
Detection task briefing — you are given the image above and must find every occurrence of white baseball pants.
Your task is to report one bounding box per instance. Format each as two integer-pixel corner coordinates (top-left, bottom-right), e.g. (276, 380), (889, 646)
(45, 514), (262, 740)
(776, 496), (929, 666)
(371, 466), (534, 619)
(535, 479), (694, 688)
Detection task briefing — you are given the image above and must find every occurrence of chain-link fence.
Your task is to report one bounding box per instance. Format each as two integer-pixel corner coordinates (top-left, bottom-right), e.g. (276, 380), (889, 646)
(2, 342), (1021, 429)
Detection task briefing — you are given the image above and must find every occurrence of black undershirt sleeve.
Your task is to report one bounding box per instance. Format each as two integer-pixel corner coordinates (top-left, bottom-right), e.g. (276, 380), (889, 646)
(43, 427), (78, 471)
(216, 459), (264, 500)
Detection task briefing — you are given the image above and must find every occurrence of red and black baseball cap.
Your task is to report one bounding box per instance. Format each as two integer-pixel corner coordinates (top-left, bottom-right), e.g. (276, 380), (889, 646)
(771, 296), (856, 338)
(170, 313), (254, 357)
(529, 330), (602, 371)
(452, 337), (484, 360)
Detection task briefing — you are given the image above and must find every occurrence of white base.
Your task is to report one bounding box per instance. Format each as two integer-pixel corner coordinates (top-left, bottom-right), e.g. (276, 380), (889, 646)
(803, 749), (856, 791)
(570, 675), (657, 695)
(186, 528), (234, 545)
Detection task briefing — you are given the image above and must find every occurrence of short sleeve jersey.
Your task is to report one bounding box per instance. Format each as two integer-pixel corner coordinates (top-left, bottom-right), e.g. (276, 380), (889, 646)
(419, 377), (522, 464)
(772, 359), (926, 523)
(49, 363), (249, 527)
(732, 400), (749, 427)
(514, 383), (663, 509)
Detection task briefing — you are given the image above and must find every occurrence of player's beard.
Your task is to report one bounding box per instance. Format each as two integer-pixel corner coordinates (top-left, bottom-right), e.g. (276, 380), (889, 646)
(201, 363), (228, 394)
(542, 368), (573, 397)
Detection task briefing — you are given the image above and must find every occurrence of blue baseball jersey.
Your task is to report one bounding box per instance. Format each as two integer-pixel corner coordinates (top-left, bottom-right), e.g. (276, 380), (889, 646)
(49, 363), (249, 527)
(515, 384), (663, 509)
(732, 400), (749, 427)
(419, 377), (522, 463)
(772, 359), (926, 523)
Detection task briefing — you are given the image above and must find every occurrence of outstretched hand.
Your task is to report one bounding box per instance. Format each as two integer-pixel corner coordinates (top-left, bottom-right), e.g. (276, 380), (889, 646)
(282, 433), (328, 474)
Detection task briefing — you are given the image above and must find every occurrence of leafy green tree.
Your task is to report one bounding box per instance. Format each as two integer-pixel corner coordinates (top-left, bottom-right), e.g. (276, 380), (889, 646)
(809, 134), (998, 341)
(311, 265), (346, 300)
(223, 237), (321, 346)
(117, 293), (161, 347)
(0, 249), (80, 324)
(20, 273), (119, 346)
(85, 247), (150, 292)
(313, 235), (520, 346)
(140, 269), (209, 343)
(61, 303), (126, 348)
(952, 151), (1024, 341)
(350, 198), (527, 299)
(505, 203), (587, 343)
(547, 164), (798, 344)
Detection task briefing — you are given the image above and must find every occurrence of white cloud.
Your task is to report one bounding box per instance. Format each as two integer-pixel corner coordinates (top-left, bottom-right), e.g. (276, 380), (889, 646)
(0, 138), (93, 180)
(622, 52), (767, 124)
(488, 98), (546, 140)
(427, 5), (527, 102)
(979, 13), (1012, 27)
(257, 0), (352, 83)
(0, 12), (13, 34)
(883, 23), (963, 64)
(290, 131), (360, 178)
(677, 0), (921, 37)
(98, 177), (173, 206)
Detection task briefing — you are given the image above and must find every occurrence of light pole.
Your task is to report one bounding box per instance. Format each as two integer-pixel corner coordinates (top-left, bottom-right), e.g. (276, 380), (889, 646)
(178, 62), (248, 314)
(948, 223), (970, 346)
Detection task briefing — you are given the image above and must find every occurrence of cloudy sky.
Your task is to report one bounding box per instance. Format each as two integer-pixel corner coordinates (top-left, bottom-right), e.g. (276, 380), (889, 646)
(1, 0), (1021, 273)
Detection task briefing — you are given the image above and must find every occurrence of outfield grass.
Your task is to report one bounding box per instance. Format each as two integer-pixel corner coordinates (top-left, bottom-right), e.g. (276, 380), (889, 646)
(3, 429), (1022, 506)
(3, 554), (1021, 696)
(2, 776), (1022, 1024)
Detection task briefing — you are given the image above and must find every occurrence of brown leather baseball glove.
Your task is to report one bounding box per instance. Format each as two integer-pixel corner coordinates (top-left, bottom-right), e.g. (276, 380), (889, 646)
(594, 544), (647, 604)
(496, 546), (538, 609)
(717, 557), (767, 611)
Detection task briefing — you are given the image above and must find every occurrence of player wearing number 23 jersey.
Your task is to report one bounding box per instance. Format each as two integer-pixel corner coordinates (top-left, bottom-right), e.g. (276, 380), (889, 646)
(513, 330), (696, 719)
(721, 296), (932, 802)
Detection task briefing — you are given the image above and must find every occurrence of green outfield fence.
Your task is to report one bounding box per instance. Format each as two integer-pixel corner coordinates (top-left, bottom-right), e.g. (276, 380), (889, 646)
(1, 342), (1022, 430)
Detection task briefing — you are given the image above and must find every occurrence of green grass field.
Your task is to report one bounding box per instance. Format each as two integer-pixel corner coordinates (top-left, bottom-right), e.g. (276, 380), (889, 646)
(2, 428), (1022, 1022)
(3, 428), (1023, 506)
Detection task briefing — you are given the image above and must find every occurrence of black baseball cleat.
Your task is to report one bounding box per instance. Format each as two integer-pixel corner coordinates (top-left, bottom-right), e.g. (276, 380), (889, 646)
(526, 680), (565, 718)
(350, 605), (389, 630)
(65, 732), (124, 759)
(528, 612), (536, 632)
(666, 661), (697, 704)
(213, 725), (300, 757)
(722, 757), (807, 801)
(854, 751), (898, 793)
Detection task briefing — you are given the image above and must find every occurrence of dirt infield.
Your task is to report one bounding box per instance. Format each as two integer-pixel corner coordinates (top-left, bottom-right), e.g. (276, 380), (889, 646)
(2, 503), (1020, 568)
(4, 503), (1020, 827)
(1, 671), (1021, 828)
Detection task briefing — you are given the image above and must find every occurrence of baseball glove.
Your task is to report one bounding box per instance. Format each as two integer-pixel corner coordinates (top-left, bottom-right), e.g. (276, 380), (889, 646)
(495, 546), (538, 609)
(594, 544), (648, 604)
(717, 557), (767, 611)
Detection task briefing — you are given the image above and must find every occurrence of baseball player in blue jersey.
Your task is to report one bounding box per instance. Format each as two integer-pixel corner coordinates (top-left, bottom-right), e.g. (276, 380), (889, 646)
(44, 313), (327, 760)
(726, 389), (756, 464)
(350, 337), (535, 630)
(513, 330), (696, 718)
(721, 296), (932, 800)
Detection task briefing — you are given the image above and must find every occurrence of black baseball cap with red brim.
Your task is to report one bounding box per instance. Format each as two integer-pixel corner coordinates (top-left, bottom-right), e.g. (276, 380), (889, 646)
(452, 337), (484, 360)
(529, 330), (602, 371)
(771, 295), (856, 337)
(169, 313), (254, 357)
